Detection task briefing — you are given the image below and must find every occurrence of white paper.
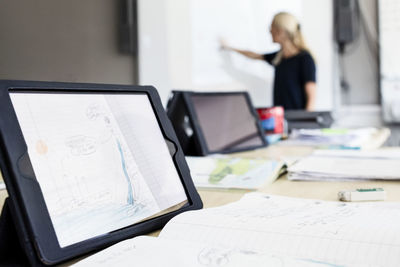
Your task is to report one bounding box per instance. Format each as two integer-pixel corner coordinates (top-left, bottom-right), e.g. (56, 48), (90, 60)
(72, 235), (365, 267)
(288, 149), (400, 181)
(312, 149), (400, 159)
(10, 93), (187, 247)
(160, 193), (400, 267)
(282, 128), (387, 149)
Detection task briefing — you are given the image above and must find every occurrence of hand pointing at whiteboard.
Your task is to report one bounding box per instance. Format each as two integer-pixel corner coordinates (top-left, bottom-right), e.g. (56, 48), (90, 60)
(220, 12), (317, 111)
(219, 38), (264, 60)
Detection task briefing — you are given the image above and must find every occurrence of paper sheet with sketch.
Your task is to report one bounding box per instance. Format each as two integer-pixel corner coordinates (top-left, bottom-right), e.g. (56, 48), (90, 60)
(72, 235), (361, 267)
(159, 193), (400, 267)
(10, 93), (187, 247)
(72, 193), (399, 267)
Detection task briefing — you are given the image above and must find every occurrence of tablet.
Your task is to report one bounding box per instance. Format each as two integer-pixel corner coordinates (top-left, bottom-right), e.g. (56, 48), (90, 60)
(166, 91), (267, 155)
(0, 80), (202, 265)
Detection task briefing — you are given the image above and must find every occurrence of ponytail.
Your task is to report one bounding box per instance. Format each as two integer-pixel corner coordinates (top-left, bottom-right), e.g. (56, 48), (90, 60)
(271, 12), (315, 65)
(293, 25), (308, 52)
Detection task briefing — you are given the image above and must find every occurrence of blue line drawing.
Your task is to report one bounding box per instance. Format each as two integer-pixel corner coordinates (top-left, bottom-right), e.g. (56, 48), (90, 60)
(300, 258), (345, 267)
(117, 139), (134, 205)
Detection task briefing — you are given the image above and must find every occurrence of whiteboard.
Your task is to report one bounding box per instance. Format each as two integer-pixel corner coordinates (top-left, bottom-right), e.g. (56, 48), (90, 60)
(379, 0), (400, 122)
(190, 0), (303, 107)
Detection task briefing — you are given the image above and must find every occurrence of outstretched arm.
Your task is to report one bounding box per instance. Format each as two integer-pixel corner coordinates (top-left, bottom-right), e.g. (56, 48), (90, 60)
(220, 39), (264, 60)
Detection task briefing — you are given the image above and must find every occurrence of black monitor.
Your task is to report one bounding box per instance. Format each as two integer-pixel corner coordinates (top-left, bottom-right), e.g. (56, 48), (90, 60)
(166, 91), (267, 156)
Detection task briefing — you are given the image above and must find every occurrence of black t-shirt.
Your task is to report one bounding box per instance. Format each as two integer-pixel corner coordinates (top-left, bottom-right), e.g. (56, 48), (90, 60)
(263, 50), (316, 110)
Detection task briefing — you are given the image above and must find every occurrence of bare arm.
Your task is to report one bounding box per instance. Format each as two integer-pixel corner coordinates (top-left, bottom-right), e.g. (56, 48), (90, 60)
(305, 81), (316, 111)
(227, 47), (264, 60)
(220, 40), (264, 60)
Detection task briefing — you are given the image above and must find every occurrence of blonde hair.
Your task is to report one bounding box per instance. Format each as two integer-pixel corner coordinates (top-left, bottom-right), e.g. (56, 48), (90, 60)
(271, 12), (313, 65)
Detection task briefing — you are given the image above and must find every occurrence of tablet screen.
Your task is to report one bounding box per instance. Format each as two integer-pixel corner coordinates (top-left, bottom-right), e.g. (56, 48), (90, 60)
(10, 92), (188, 248)
(190, 94), (264, 152)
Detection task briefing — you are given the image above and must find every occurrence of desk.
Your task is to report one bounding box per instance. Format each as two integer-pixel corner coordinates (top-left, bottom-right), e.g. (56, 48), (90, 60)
(1, 144), (400, 266)
(2, 144), (400, 217)
(0, 145), (309, 210)
(199, 145), (400, 208)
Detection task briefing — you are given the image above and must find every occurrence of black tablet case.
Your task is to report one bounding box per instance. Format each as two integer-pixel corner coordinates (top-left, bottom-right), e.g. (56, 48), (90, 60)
(0, 80), (203, 266)
(166, 90), (268, 156)
(166, 91), (202, 156)
(0, 198), (42, 266)
(284, 110), (334, 131)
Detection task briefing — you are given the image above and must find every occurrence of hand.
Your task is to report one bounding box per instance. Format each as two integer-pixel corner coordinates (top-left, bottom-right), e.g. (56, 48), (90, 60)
(219, 38), (231, 51)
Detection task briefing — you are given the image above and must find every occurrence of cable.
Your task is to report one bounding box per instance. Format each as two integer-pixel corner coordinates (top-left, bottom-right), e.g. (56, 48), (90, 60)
(335, 0), (362, 103)
(336, 0), (362, 55)
(336, 0), (380, 106)
(338, 52), (351, 105)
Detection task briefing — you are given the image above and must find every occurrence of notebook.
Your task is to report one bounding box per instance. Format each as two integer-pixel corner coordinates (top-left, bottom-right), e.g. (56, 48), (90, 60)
(73, 193), (400, 267)
(185, 155), (284, 189)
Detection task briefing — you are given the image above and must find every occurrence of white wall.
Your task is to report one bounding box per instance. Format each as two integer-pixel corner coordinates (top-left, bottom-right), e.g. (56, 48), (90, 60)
(138, 0), (192, 104)
(379, 0), (400, 122)
(139, 0), (172, 103)
(138, 0), (335, 110)
(302, 0), (335, 110)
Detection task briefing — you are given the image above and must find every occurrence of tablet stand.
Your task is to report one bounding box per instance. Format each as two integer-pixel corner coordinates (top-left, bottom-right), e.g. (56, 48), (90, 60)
(0, 198), (45, 267)
(0, 80), (203, 265)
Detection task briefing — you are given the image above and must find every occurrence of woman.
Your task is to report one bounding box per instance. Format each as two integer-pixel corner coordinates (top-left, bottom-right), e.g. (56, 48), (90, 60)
(221, 12), (316, 111)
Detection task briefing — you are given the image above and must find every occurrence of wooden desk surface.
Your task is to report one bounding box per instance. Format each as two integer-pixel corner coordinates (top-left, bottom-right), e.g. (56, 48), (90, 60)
(2, 144), (400, 212)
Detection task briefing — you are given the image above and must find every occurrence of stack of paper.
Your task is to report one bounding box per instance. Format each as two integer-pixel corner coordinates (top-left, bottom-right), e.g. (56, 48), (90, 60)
(186, 155), (284, 189)
(288, 149), (400, 181)
(281, 127), (390, 149)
